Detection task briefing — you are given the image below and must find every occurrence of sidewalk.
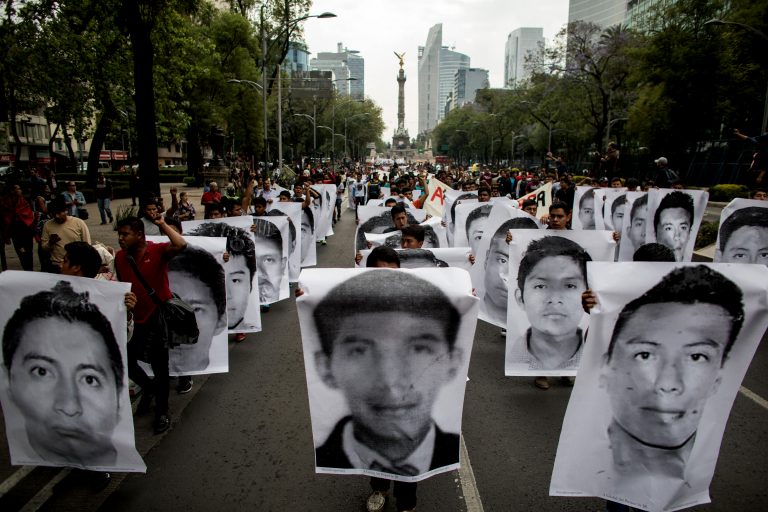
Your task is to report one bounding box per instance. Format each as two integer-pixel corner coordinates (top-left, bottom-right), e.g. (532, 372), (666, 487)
(1, 183), (205, 272)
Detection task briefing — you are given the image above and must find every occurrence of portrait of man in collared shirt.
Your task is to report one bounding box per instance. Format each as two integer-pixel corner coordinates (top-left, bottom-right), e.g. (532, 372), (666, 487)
(508, 236), (591, 372)
(600, 266), (743, 478)
(310, 270), (464, 477)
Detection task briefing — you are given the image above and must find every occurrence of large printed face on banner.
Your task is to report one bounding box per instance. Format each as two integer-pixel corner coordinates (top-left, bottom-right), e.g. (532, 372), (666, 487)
(183, 218), (261, 332)
(505, 231), (615, 376)
(715, 199), (768, 265)
(251, 216), (289, 304)
(0, 272), (145, 472)
(267, 203), (302, 279)
(298, 268), (478, 482)
(574, 188), (597, 230)
(167, 246), (227, 374)
(482, 218), (540, 326)
(645, 189), (709, 262)
(551, 263), (767, 512)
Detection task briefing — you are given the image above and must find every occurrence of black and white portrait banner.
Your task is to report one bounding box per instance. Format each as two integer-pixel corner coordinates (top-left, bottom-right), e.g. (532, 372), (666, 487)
(714, 198), (768, 265)
(571, 186), (598, 230)
(297, 268), (478, 482)
(617, 192), (650, 262)
(550, 262), (768, 512)
(594, 188), (629, 231)
(311, 184), (337, 239)
(267, 201), (303, 281)
(445, 191), (478, 247)
(0, 271), (146, 472)
(251, 215), (291, 304)
(146, 236), (229, 376)
(356, 205), (425, 252)
(182, 217), (262, 332)
(505, 230), (616, 376)
(471, 203), (543, 327)
(356, 248), (473, 271)
(645, 188), (709, 262)
(453, 202), (494, 252)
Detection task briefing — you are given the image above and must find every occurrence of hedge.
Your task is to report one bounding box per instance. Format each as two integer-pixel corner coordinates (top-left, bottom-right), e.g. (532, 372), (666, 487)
(695, 220), (719, 249)
(708, 184), (749, 202)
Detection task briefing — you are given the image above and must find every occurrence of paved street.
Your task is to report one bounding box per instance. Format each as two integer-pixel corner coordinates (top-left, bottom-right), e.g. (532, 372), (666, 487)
(0, 187), (766, 511)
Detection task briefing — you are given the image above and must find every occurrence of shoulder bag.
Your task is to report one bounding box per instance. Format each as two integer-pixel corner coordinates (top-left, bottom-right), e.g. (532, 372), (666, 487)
(126, 255), (199, 347)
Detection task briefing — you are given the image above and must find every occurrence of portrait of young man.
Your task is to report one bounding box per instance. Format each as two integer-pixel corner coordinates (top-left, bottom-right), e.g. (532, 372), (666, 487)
(0, 273), (145, 472)
(506, 236), (591, 375)
(298, 268), (478, 482)
(481, 217), (539, 327)
(251, 217), (289, 304)
(455, 203), (493, 253)
(183, 217), (261, 333)
(617, 192), (649, 261)
(715, 200), (768, 265)
(167, 244), (228, 374)
(651, 190), (694, 262)
(268, 201), (303, 278)
(573, 187), (596, 230)
(550, 262), (768, 512)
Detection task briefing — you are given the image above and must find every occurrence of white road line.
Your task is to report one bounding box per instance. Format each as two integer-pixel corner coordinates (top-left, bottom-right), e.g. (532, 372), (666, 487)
(740, 385), (768, 411)
(0, 466), (36, 498)
(459, 434), (484, 512)
(19, 469), (70, 512)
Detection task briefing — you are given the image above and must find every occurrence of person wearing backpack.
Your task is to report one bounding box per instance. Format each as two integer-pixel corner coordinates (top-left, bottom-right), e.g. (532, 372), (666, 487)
(367, 174), (383, 204)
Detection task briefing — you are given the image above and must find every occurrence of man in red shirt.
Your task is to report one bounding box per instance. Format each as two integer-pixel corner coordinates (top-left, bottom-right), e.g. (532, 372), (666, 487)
(115, 214), (187, 434)
(201, 181), (222, 219)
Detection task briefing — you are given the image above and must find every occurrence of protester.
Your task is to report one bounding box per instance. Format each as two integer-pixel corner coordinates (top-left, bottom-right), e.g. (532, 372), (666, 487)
(40, 197), (91, 273)
(114, 215), (187, 434)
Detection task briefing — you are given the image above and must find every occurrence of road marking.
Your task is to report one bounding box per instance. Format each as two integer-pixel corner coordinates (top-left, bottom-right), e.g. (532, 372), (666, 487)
(459, 435), (484, 512)
(0, 466), (35, 498)
(740, 385), (768, 411)
(18, 469), (70, 512)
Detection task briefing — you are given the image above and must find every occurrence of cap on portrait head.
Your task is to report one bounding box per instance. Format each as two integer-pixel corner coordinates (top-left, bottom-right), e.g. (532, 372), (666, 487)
(313, 270), (460, 356)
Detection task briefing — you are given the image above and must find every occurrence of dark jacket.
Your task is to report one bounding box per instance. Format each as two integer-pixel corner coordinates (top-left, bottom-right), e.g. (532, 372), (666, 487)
(315, 416), (460, 472)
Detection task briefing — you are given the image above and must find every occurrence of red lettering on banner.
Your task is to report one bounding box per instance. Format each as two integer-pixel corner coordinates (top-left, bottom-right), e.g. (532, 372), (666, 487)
(430, 187), (445, 205)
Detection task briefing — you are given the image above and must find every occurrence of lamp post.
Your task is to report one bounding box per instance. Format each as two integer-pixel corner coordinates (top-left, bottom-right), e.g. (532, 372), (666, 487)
(606, 117), (628, 148)
(237, 8), (335, 177)
(511, 134), (525, 166)
(330, 79), (358, 162)
(117, 109), (132, 161)
(705, 18), (768, 133)
(490, 138), (501, 166)
(294, 113), (316, 154)
(344, 113), (369, 160)
(227, 78), (264, 176)
(318, 125), (344, 158)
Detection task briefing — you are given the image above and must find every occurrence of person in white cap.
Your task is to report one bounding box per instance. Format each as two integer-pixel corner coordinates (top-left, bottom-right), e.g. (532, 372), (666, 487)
(653, 156), (679, 188)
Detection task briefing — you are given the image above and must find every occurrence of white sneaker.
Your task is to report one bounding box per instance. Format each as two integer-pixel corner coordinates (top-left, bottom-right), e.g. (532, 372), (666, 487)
(366, 490), (386, 512)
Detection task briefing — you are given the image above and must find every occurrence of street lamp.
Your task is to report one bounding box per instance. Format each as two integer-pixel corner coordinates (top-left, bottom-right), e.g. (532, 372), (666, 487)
(705, 18), (768, 133)
(294, 113), (316, 153)
(344, 113), (369, 159)
(490, 138), (501, 166)
(330, 79), (359, 162)
(606, 117), (628, 148)
(248, 7), (335, 176)
(117, 109), (133, 161)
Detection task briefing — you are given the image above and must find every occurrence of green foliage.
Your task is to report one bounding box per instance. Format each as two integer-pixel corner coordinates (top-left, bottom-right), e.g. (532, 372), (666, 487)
(183, 177), (196, 186)
(695, 220), (720, 249)
(113, 204), (139, 229)
(708, 184), (749, 201)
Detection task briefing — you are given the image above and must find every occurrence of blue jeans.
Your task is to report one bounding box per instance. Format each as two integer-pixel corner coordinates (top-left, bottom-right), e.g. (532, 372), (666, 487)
(97, 198), (113, 223)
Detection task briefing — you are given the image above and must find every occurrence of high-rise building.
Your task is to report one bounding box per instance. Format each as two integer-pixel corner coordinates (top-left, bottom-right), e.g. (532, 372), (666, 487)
(504, 27), (544, 87)
(625, 0), (672, 30)
(418, 24), (442, 134)
(568, 0), (627, 27)
(282, 41), (310, 75)
(310, 43), (365, 98)
(438, 47), (470, 122)
(418, 24), (470, 133)
(453, 68), (489, 109)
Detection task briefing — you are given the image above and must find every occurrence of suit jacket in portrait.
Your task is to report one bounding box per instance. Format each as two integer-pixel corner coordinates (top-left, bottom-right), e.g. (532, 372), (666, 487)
(315, 416), (460, 472)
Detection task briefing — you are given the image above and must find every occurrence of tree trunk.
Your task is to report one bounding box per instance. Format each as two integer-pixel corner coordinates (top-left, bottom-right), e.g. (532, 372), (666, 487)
(186, 122), (203, 186)
(48, 123), (60, 173)
(125, 2), (160, 203)
(87, 108), (115, 186)
(62, 125), (76, 167)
